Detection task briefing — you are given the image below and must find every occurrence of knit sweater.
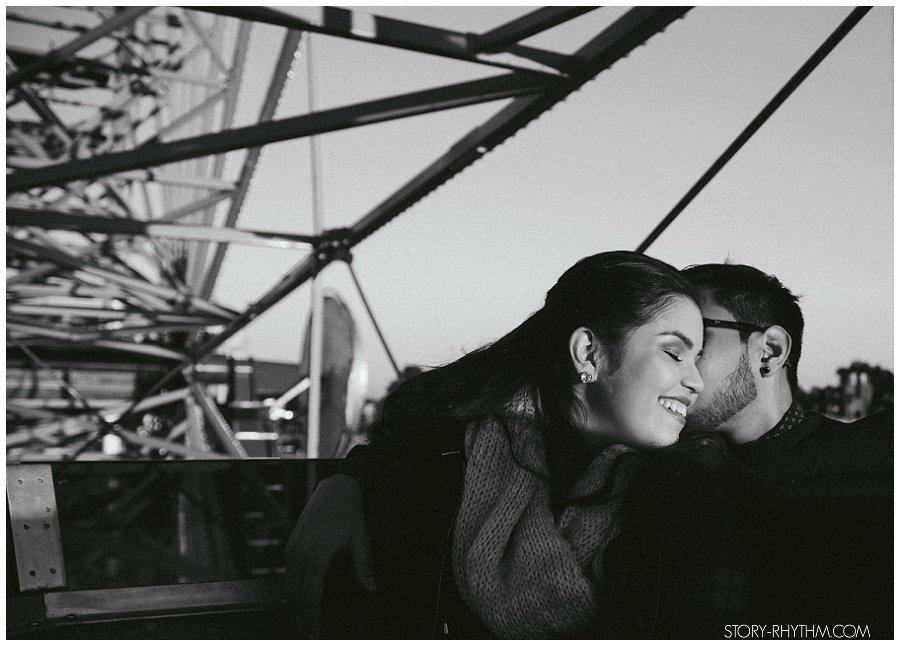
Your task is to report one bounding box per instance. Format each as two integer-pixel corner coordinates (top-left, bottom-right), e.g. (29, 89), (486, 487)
(323, 393), (641, 638)
(452, 395), (637, 638)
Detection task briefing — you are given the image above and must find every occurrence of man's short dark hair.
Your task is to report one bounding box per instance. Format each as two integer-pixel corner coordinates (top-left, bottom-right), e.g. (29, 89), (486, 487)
(682, 263), (804, 394)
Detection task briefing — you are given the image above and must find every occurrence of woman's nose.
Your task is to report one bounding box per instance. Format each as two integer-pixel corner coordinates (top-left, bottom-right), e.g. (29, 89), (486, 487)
(683, 360), (703, 394)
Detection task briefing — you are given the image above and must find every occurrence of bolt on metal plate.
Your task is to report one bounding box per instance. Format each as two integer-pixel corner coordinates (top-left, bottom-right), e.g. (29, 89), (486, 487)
(7, 464), (67, 591)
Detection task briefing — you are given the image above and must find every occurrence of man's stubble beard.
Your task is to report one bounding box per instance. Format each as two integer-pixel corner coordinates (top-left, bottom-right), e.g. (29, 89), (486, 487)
(684, 348), (757, 434)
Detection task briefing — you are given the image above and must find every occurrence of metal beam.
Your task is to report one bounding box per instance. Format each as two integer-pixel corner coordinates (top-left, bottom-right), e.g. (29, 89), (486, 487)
(7, 208), (317, 249)
(6, 263), (58, 286)
(349, 6), (692, 245)
(7, 71), (556, 194)
(7, 6), (154, 89)
(191, 5), (577, 75)
(113, 170), (236, 191)
(198, 28), (301, 299)
(97, 387), (191, 421)
(636, 6), (870, 253)
(7, 236), (238, 319)
(189, 382), (250, 458)
(148, 67), (228, 88)
(8, 284), (120, 298)
(473, 7), (598, 52)
(108, 7), (691, 421)
(156, 191), (232, 223)
(116, 428), (231, 460)
(152, 87), (229, 142)
(7, 319), (93, 343)
(9, 304), (131, 319)
(187, 18), (255, 293)
(6, 10), (93, 34)
(92, 339), (190, 361)
(13, 81), (70, 132)
(182, 10), (230, 75)
(7, 313), (227, 337)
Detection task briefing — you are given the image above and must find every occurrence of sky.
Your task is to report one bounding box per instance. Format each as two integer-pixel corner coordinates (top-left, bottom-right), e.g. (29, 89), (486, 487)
(209, 6), (893, 400)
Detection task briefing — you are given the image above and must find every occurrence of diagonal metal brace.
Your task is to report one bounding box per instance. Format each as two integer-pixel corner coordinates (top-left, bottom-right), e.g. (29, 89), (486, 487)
(188, 381), (250, 458)
(104, 7), (691, 422)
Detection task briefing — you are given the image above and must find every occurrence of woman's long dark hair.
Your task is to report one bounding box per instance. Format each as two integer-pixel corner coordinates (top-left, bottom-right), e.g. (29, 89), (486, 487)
(373, 251), (700, 490)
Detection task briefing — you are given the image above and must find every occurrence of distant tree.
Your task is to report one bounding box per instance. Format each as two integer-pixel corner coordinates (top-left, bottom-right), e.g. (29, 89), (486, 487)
(799, 363), (892, 419)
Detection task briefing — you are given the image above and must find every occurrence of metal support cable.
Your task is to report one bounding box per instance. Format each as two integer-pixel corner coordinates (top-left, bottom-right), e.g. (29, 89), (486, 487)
(344, 259), (402, 378)
(635, 6), (871, 254)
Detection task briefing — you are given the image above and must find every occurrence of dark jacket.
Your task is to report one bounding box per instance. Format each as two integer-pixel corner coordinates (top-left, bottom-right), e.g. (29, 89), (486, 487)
(735, 409), (893, 638)
(321, 419), (493, 639)
(599, 433), (755, 638)
(600, 409), (894, 639)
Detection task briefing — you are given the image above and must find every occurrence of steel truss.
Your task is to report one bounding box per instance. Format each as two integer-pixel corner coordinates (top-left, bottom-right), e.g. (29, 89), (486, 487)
(7, 7), (692, 461)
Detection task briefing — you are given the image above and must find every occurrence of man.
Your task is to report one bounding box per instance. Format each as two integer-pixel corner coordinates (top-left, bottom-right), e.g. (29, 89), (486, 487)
(684, 263), (891, 638)
(599, 263), (892, 637)
(680, 262), (804, 443)
(285, 262), (892, 638)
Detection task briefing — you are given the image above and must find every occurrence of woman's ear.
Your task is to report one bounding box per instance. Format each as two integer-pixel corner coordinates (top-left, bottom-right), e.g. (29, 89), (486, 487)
(569, 327), (602, 381)
(758, 325), (792, 377)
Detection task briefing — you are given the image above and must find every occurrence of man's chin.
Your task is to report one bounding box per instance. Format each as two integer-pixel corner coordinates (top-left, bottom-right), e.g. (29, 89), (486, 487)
(681, 417), (726, 437)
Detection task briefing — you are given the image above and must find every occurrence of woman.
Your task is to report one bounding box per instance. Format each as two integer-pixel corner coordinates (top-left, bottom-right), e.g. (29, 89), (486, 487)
(289, 251), (704, 638)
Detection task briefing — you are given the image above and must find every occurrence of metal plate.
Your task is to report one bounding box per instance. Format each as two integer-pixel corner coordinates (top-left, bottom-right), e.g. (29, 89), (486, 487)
(7, 463), (67, 591)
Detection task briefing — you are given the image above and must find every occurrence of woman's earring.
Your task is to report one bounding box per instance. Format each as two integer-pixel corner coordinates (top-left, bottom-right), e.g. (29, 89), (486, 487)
(580, 372), (593, 384)
(760, 366), (770, 375)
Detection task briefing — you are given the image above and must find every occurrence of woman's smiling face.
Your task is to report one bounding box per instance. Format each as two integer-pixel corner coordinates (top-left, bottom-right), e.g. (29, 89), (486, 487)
(580, 295), (705, 450)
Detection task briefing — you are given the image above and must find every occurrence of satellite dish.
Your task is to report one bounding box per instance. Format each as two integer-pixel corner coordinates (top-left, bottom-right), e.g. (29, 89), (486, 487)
(299, 289), (368, 458)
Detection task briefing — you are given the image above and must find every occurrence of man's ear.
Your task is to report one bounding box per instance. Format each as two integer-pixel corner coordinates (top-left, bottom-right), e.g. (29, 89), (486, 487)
(759, 325), (792, 377)
(569, 327), (603, 381)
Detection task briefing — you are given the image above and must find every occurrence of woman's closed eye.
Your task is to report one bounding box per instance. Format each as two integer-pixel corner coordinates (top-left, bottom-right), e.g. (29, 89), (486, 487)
(664, 350), (682, 362)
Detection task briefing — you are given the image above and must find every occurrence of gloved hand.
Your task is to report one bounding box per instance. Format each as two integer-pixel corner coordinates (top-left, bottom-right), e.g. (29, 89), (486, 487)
(284, 474), (376, 638)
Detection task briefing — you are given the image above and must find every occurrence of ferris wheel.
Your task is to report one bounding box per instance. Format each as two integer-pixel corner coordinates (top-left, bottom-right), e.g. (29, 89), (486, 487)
(7, 7), (304, 459)
(6, 7), (875, 463)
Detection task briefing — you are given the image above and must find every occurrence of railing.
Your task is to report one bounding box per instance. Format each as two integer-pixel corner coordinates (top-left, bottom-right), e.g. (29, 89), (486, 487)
(7, 458), (338, 638)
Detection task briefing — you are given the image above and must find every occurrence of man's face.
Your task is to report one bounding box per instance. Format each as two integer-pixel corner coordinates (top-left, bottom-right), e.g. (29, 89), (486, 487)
(683, 299), (757, 435)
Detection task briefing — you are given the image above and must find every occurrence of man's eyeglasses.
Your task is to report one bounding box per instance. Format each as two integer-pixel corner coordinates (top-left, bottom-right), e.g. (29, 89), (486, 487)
(702, 318), (768, 333)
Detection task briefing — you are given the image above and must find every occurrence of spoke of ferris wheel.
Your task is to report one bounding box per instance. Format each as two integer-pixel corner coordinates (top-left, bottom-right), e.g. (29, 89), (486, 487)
(345, 260), (401, 378)
(635, 6), (872, 254)
(197, 27), (302, 300)
(7, 7), (154, 90)
(7, 235), (238, 319)
(189, 19), (256, 295)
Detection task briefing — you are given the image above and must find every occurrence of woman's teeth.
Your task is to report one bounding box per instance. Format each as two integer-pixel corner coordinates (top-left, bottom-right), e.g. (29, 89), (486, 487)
(659, 398), (687, 417)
